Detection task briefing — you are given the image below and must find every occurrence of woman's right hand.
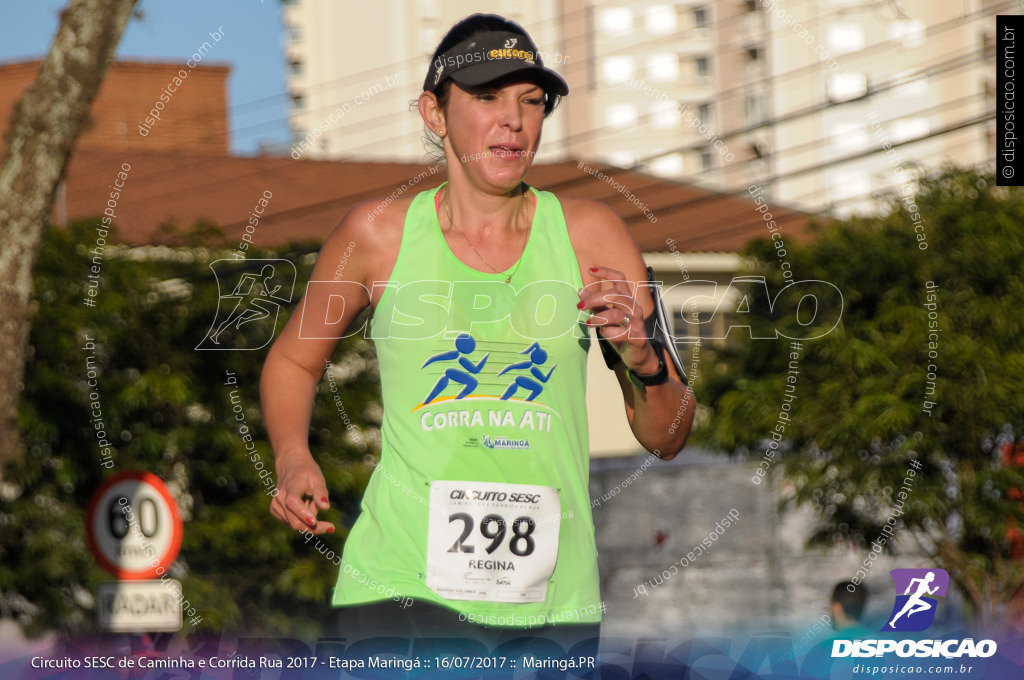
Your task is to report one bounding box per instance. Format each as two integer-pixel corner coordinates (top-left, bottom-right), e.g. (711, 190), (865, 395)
(271, 450), (334, 534)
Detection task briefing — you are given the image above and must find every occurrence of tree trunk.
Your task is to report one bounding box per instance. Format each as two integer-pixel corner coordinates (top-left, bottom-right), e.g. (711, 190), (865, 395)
(0, 0), (138, 472)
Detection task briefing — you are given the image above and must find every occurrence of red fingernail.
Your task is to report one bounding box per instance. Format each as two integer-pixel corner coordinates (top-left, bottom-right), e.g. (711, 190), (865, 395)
(327, 526), (335, 533)
(590, 267), (599, 273)
(320, 497), (329, 504)
(577, 301), (585, 309)
(306, 516), (315, 525)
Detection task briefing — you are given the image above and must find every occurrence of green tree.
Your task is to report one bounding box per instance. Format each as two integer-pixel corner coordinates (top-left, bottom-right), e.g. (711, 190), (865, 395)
(697, 166), (1024, 627)
(0, 219), (380, 638)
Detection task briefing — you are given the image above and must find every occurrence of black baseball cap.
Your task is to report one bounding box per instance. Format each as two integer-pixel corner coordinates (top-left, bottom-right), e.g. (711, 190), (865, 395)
(424, 30), (569, 97)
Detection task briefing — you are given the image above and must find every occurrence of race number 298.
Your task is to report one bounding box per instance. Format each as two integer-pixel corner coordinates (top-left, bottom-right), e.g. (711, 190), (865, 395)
(427, 480), (560, 603)
(446, 512), (536, 556)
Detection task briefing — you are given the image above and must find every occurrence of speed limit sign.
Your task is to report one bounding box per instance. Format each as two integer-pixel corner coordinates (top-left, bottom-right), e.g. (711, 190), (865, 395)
(85, 471), (183, 580)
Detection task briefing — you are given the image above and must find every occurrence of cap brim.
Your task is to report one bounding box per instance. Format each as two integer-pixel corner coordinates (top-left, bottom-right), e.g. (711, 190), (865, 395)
(449, 62), (569, 97)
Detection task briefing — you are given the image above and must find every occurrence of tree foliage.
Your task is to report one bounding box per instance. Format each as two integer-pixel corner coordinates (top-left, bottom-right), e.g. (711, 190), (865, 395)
(0, 219), (380, 638)
(696, 166), (1024, 626)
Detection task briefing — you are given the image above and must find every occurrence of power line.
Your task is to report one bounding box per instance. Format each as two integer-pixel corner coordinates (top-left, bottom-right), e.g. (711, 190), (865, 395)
(634, 47), (990, 166)
(67, 2), (1000, 225)
(87, 0), (998, 164)
(615, 110), (995, 232)
(116, 0), (986, 155)
(101, 36), (989, 208)
(679, 88), (988, 184)
(781, 128), (994, 212)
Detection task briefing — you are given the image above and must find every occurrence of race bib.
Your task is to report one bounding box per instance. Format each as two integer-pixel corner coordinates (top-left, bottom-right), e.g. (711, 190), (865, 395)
(426, 480), (560, 603)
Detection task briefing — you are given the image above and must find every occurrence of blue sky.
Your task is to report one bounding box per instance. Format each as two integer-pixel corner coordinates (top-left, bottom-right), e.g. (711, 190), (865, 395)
(4, 0), (289, 155)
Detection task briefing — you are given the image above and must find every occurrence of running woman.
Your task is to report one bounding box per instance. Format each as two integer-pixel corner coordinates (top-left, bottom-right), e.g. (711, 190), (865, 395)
(261, 13), (695, 647)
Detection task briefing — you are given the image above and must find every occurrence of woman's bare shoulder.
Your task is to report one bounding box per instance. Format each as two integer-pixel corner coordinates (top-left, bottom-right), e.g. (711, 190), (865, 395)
(316, 194), (420, 284)
(558, 197), (646, 279)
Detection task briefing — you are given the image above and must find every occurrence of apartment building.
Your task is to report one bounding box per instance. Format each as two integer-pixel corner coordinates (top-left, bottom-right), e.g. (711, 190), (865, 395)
(759, 0), (997, 216)
(281, 0), (998, 215)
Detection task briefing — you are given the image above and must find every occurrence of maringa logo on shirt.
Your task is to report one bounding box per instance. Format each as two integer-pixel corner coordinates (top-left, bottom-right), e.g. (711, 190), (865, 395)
(483, 435), (530, 450)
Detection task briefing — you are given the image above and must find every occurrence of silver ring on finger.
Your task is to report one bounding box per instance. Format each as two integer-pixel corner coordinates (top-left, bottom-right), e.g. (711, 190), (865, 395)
(619, 313), (631, 327)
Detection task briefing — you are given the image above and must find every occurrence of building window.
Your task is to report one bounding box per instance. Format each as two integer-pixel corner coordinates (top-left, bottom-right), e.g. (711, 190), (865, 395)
(419, 0), (437, 18)
(289, 60), (303, 76)
(673, 309), (716, 344)
(700, 149), (713, 172)
(647, 53), (679, 82)
(826, 171), (870, 201)
(891, 117), (930, 143)
(827, 72), (868, 101)
(893, 72), (928, 98)
(698, 102), (711, 124)
(602, 56), (636, 85)
(694, 6), (708, 29)
(420, 26), (439, 50)
(696, 56), (711, 81)
(282, 0), (299, 5)
(608, 150), (639, 167)
(287, 27), (301, 44)
(826, 23), (865, 54)
(291, 94), (305, 110)
(743, 93), (768, 125)
(650, 101), (680, 129)
(605, 103), (639, 129)
(645, 5), (677, 35)
(889, 20), (925, 48)
(828, 122), (869, 152)
(651, 152), (684, 176)
(600, 7), (633, 37)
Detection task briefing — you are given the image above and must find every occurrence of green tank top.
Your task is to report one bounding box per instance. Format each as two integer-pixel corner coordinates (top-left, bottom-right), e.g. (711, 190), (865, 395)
(332, 183), (601, 626)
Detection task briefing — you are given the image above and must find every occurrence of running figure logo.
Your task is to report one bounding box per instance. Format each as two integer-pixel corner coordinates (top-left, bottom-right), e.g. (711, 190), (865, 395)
(197, 259), (296, 350)
(881, 568), (949, 632)
(498, 342), (556, 401)
(421, 333), (489, 405)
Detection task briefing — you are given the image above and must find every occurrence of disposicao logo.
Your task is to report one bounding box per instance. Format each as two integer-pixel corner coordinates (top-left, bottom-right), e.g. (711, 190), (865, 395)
(882, 568), (948, 632)
(831, 567), (997, 659)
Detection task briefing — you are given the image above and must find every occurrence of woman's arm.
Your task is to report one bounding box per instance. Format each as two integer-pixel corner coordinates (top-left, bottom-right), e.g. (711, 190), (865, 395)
(564, 199), (695, 460)
(260, 203), (389, 534)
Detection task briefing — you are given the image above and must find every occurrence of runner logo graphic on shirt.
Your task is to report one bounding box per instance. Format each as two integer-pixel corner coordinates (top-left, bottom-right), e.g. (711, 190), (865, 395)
(498, 342), (556, 401)
(414, 336), (561, 434)
(421, 333), (489, 405)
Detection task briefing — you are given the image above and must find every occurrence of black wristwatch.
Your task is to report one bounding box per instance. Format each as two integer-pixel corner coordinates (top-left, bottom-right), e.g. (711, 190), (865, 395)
(626, 348), (668, 393)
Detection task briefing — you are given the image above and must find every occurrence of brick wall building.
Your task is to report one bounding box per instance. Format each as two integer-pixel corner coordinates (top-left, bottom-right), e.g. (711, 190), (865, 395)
(0, 59), (230, 154)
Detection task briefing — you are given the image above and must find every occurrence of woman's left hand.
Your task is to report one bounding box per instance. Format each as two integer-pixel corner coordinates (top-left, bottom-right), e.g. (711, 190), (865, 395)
(579, 266), (661, 375)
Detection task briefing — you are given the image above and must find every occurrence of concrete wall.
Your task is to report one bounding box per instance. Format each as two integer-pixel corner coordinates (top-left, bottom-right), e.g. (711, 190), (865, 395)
(588, 453), (935, 640)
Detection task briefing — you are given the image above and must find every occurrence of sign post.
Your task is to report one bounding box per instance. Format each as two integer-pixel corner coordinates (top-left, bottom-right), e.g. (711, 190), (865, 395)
(86, 471), (184, 632)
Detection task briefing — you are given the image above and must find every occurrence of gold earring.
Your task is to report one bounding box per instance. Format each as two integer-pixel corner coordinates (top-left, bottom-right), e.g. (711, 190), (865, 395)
(438, 128), (445, 136)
